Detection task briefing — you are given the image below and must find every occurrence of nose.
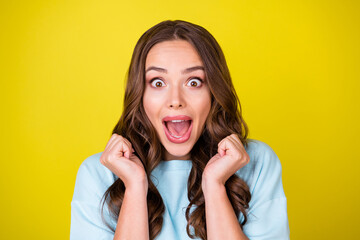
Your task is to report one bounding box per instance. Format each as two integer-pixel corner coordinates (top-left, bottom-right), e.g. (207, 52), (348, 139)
(168, 85), (185, 109)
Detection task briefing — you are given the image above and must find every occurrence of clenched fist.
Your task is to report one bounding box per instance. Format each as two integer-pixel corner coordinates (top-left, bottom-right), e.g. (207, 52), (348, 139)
(202, 134), (250, 187)
(100, 133), (148, 191)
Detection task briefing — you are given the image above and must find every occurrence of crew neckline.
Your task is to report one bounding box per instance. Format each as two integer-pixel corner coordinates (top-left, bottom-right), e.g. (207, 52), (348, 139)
(156, 159), (192, 171)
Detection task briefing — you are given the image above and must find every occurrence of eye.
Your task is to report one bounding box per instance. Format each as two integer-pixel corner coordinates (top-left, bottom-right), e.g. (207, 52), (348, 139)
(150, 79), (165, 88)
(187, 78), (203, 87)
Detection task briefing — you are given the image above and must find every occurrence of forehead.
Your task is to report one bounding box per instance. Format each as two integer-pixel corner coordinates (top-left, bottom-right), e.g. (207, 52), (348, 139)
(145, 40), (203, 67)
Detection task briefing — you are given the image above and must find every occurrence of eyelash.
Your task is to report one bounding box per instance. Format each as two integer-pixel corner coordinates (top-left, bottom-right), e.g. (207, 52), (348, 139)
(149, 77), (204, 88)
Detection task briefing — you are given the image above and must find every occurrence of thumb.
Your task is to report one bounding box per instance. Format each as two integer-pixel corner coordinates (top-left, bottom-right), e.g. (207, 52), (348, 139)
(218, 140), (229, 157)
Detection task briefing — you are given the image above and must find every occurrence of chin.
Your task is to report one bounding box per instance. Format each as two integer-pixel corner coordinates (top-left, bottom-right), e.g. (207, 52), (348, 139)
(164, 144), (193, 160)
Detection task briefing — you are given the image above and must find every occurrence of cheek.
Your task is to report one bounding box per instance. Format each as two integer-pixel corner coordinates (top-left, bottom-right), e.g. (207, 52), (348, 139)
(195, 94), (211, 122)
(202, 91), (212, 112)
(143, 91), (160, 123)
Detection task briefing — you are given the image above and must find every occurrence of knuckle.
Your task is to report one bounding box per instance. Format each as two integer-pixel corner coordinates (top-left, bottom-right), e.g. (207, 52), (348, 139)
(237, 153), (245, 161)
(124, 139), (131, 146)
(244, 154), (250, 163)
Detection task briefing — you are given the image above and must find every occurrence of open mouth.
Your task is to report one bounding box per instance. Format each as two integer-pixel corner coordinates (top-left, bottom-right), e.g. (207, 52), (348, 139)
(162, 116), (193, 143)
(164, 120), (192, 138)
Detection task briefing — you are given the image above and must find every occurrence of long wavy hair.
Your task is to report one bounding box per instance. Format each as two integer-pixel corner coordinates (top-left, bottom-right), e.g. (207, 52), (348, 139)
(101, 20), (251, 240)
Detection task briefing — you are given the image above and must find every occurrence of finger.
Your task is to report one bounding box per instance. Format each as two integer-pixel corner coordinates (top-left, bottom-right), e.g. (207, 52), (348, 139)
(230, 133), (241, 144)
(117, 140), (132, 159)
(230, 134), (244, 149)
(121, 140), (132, 159)
(222, 137), (243, 158)
(217, 135), (232, 156)
(101, 135), (123, 165)
(126, 142), (136, 153)
(121, 137), (134, 156)
(122, 137), (132, 149)
(218, 138), (231, 157)
(107, 137), (124, 158)
(107, 136), (131, 159)
(228, 136), (241, 150)
(218, 133), (236, 146)
(104, 133), (119, 151)
(107, 135), (125, 155)
(227, 137), (250, 166)
(229, 137), (246, 155)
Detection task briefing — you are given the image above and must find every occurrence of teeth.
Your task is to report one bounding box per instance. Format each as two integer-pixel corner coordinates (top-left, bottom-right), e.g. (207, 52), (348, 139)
(171, 120), (186, 122)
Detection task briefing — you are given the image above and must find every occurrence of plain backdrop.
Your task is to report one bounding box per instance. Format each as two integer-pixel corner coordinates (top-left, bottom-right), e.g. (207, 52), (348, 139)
(1, 0), (359, 239)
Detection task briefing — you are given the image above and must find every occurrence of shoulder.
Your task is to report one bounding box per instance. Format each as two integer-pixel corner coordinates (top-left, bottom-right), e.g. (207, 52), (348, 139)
(237, 139), (284, 197)
(71, 153), (118, 238)
(245, 138), (278, 159)
(75, 151), (116, 184)
(72, 152), (117, 202)
(241, 138), (282, 174)
(245, 138), (282, 171)
(237, 139), (289, 238)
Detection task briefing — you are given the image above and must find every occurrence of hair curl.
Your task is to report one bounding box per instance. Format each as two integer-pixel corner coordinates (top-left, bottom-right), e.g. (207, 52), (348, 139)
(101, 20), (251, 240)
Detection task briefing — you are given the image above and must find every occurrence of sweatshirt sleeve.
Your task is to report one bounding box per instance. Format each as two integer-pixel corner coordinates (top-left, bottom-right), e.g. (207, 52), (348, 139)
(238, 140), (290, 240)
(70, 153), (117, 240)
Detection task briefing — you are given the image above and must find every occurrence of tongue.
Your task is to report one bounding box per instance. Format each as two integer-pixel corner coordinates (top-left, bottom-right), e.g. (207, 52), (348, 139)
(166, 121), (191, 137)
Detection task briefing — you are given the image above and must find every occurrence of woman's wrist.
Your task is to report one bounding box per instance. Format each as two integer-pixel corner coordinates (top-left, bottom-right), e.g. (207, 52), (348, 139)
(202, 176), (224, 196)
(126, 178), (149, 195)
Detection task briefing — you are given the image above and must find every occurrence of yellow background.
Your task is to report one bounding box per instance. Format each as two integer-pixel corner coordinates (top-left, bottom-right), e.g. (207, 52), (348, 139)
(1, 0), (359, 239)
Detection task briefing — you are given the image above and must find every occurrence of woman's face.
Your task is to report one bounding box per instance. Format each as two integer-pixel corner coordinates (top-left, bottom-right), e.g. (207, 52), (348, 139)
(143, 40), (211, 161)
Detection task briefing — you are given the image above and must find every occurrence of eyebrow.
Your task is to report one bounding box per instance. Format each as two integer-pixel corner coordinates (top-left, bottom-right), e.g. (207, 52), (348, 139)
(145, 66), (205, 74)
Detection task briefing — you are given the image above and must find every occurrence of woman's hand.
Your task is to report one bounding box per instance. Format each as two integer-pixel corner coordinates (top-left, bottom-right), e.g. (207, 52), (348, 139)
(100, 133), (147, 190)
(202, 134), (250, 186)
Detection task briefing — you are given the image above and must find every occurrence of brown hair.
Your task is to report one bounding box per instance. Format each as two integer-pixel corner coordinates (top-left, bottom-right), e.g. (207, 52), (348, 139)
(101, 20), (251, 240)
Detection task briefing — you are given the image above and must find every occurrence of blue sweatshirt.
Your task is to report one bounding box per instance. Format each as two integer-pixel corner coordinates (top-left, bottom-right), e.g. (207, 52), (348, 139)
(70, 139), (290, 239)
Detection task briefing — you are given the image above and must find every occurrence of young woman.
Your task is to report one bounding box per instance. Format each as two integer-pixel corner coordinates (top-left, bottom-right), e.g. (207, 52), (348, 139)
(70, 20), (290, 240)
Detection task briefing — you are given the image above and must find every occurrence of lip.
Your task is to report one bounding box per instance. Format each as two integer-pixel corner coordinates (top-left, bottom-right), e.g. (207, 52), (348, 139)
(162, 115), (193, 144)
(162, 115), (193, 122)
